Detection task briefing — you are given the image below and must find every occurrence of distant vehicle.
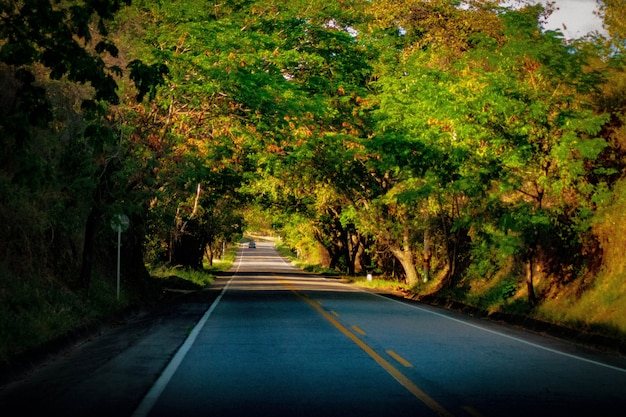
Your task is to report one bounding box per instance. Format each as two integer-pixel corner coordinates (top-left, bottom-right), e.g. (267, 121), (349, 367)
(248, 241), (256, 248)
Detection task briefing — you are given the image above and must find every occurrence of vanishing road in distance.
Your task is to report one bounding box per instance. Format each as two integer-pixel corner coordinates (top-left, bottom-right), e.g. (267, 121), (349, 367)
(3, 241), (626, 416)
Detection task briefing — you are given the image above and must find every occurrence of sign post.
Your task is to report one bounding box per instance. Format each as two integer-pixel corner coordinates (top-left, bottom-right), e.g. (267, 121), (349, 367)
(110, 214), (130, 300)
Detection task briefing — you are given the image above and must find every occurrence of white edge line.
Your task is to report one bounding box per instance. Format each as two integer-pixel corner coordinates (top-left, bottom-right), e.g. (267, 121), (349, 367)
(131, 250), (243, 417)
(371, 292), (626, 374)
(278, 243), (626, 375)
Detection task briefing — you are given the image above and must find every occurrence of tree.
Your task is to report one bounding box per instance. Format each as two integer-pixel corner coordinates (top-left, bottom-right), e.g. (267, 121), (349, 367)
(360, 1), (610, 299)
(0, 0), (130, 105)
(354, 0), (504, 286)
(598, 0), (626, 53)
(0, 0), (140, 292)
(227, 1), (375, 274)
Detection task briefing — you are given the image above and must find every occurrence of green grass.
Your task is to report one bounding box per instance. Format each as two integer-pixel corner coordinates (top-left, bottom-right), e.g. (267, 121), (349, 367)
(275, 243), (295, 259)
(0, 244), (240, 366)
(150, 266), (214, 288)
(149, 244), (239, 288)
(278, 248), (626, 346)
(276, 243), (410, 291)
(348, 276), (413, 293)
(4, 237), (626, 366)
(0, 267), (133, 365)
(535, 269), (626, 340)
(206, 244), (238, 272)
(275, 243), (340, 276)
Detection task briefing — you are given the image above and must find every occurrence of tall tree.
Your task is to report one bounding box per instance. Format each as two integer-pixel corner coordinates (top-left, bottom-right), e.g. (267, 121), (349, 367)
(0, 0), (139, 291)
(359, 0), (610, 297)
(599, 0), (626, 53)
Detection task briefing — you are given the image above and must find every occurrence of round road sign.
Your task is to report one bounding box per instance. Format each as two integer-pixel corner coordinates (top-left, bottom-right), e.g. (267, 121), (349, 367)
(111, 214), (130, 232)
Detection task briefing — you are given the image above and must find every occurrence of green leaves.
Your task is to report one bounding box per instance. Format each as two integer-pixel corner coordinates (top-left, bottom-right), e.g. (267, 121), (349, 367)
(1, 0), (130, 104)
(355, 0), (620, 289)
(3, 0), (622, 296)
(128, 60), (169, 102)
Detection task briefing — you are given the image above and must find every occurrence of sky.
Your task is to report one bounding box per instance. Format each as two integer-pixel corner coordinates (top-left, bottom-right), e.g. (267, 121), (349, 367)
(522, 0), (607, 39)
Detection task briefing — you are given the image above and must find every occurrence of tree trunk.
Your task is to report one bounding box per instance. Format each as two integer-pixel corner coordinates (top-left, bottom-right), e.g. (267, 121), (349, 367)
(79, 204), (100, 293)
(170, 225), (205, 268)
(356, 235), (372, 274)
(79, 161), (115, 293)
(169, 184), (205, 269)
(328, 241), (343, 270)
(121, 212), (151, 287)
(422, 228), (431, 283)
(348, 231), (362, 275)
(390, 226), (419, 287)
(391, 246), (419, 287)
(526, 255), (537, 306)
(338, 228), (352, 275)
(205, 245), (214, 267)
(439, 208), (460, 288)
(342, 229), (359, 276)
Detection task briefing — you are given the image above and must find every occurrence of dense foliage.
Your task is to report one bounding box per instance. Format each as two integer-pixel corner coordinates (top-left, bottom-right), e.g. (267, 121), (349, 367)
(2, 0), (626, 361)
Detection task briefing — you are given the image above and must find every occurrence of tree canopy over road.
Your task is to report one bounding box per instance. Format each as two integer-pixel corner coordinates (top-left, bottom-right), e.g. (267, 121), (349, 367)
(2, 0), (626, 363)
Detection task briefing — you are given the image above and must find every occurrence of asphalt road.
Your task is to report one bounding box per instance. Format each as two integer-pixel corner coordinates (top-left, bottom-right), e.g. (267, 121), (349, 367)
(2, 241), (626, 416)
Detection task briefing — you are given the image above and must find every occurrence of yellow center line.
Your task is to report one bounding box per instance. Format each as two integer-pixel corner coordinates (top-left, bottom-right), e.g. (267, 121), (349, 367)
(281, 280), (455, 417)
(386, 350), (413, 368)
(462, 406), (488, 417)
(331, 310), (340, 317)
(351, 325), (367, 336)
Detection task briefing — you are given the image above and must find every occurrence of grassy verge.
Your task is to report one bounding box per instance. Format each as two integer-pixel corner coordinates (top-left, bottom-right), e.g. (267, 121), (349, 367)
(276, 242), (411, 292)
(0, 268), (134, 366)
(346, 276), (413, 293)
(275, 243), (340, 276)
(149, 266), (215, 289)
(0, 244), (239, 368)
(275, 250), (626, 351)
(208, 244), (238, 272)
(149, 244), (238, 288)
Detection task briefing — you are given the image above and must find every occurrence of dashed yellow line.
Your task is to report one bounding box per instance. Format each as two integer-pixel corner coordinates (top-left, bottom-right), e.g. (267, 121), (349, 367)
(386, 350), (413, 368)
(284, 282), (455, 417)
(331, 310), (340, 317)
(462, 406), (488, 417)
(351, 325), (367, 336)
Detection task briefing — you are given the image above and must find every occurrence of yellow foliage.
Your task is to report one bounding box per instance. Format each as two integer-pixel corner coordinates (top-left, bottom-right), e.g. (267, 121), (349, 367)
(594, 178), (626, 278)
(533, 179), (626, 336)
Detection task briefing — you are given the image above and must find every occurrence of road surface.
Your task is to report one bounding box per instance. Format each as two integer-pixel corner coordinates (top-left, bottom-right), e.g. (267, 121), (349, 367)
(2, 241), (626, 416)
